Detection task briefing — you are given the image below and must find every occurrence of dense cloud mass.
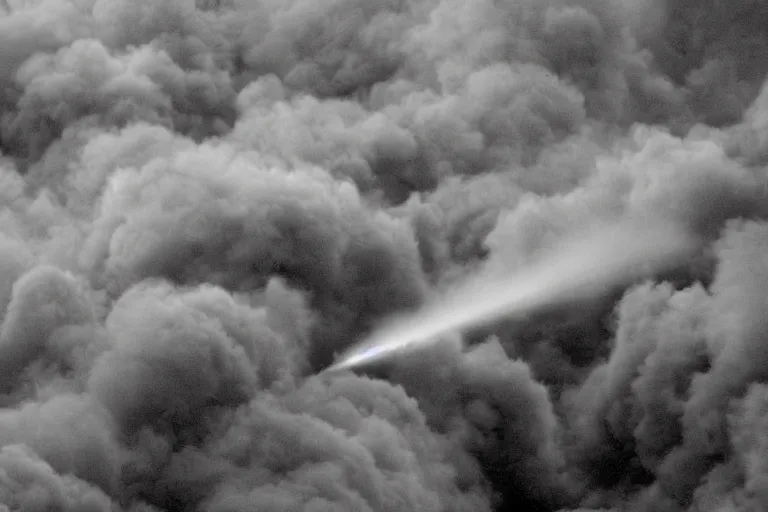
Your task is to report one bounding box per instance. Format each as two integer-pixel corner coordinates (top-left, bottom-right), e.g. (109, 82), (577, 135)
(1, 0), (768, 511)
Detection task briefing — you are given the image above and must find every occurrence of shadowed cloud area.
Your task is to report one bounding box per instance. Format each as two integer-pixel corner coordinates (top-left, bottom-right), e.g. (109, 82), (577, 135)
(1, 0), (768, 511)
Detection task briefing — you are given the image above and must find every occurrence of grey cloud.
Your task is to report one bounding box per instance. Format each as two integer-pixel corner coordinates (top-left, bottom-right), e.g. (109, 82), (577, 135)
(0, 1), (767, 511)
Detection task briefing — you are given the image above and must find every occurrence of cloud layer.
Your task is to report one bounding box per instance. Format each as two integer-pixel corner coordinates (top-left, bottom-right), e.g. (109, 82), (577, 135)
(1, 0), (768, 511)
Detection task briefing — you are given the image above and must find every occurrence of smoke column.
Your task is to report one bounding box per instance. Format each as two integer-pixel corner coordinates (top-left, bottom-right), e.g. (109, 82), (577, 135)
(326, 219), (696, 372)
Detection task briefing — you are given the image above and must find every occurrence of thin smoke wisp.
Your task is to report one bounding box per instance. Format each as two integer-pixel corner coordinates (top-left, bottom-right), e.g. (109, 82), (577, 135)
(327, 219), (696, 372)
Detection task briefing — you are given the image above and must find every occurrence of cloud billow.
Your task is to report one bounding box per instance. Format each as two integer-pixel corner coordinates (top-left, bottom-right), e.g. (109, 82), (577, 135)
(0, 0), (767, 511)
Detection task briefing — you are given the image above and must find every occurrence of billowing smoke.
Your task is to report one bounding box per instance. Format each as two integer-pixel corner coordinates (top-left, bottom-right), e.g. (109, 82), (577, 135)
(0, 1), (768, 511)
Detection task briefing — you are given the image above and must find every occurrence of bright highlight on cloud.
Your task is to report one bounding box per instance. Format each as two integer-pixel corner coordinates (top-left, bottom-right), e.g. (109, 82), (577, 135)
(0, 1), (767, 511)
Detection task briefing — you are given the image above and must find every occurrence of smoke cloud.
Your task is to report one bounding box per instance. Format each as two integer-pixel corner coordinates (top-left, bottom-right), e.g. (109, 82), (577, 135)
(0, 0), (768, 511)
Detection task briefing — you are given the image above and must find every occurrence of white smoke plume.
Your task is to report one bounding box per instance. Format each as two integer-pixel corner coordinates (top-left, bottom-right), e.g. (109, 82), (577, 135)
(327, 218), (697, 373)
(0, 1), (767, 511)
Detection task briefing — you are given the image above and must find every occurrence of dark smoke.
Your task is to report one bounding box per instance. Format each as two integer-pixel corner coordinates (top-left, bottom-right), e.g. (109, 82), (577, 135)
(1, 0), (768, 511)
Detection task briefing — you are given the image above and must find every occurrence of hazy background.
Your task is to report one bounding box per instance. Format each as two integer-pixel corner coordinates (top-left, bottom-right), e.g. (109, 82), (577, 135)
(0, 0), (768, 511)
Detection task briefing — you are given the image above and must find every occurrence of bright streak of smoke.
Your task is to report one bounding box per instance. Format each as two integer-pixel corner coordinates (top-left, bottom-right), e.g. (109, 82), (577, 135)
(324, 219), (697, 373)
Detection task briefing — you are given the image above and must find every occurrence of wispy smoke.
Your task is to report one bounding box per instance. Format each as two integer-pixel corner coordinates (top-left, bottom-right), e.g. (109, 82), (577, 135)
(327, 219), (696, 373)
(0, 0), (767, 511)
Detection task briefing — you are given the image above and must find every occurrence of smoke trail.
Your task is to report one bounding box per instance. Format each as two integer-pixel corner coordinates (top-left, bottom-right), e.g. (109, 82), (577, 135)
(327, 219), (696, 372)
